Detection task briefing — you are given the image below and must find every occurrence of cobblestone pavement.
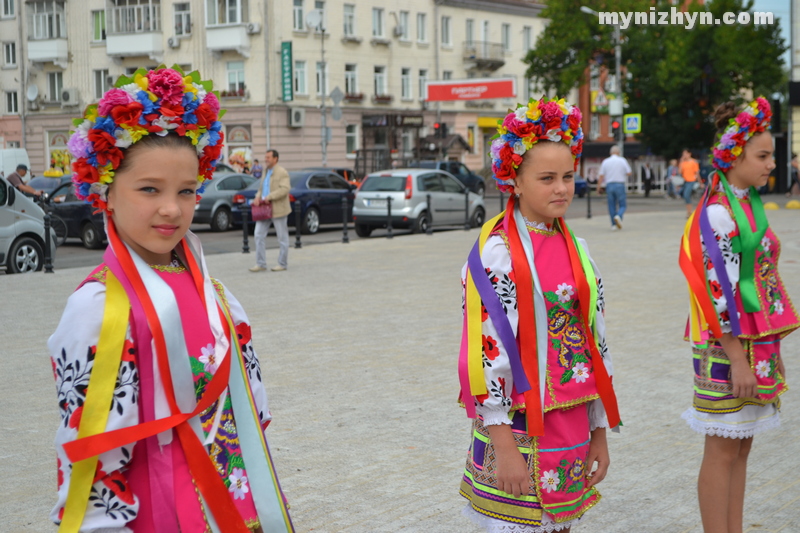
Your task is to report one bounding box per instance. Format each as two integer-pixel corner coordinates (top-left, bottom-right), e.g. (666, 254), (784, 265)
(1, 207), (799, 532)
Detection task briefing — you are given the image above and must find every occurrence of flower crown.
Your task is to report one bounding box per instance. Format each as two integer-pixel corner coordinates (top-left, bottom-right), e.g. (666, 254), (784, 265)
(712, 96), (771, 173)
(68, 65), (226, 211)
(490, 96), (584, 193)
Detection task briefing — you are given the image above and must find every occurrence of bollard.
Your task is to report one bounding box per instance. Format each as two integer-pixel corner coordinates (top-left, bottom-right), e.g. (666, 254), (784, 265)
(241, 203), (250, 253)
(464, 190), (471, 230)
(499, 191), (504, 212)
(341, 195), (350, 243)
(386, 196), (393, 239)
(294, 199), (303, 248)
(426, 193), (433, 235)
(43, 212), (54, 273)
(586, 183), (592, 219)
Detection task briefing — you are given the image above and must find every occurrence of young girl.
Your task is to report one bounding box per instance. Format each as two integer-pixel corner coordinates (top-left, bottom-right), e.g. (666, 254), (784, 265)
(680, 97), (798, 533)
(458, 97), (621, 533)
(49, 66), (293, 533)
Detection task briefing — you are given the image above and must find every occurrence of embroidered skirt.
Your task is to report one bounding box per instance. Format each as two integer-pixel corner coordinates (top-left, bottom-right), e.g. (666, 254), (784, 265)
(460, 406), (599, 531)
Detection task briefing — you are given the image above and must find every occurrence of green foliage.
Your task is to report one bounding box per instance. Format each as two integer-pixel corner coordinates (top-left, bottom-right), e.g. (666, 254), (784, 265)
(525, 0), (786, 157)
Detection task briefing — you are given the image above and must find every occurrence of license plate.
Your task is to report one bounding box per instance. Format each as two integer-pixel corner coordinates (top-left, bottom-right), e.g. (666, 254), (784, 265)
(366, 198), (387, 207)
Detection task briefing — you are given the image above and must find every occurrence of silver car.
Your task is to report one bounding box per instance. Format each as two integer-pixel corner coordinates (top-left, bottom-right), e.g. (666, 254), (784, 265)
(353, 168), (485, 237)
(0, 176), (57, 273)
(193, 172), (258, 231)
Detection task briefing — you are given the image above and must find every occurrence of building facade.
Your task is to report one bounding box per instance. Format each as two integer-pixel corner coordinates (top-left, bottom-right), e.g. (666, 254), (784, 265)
(0, 0), (546, 176)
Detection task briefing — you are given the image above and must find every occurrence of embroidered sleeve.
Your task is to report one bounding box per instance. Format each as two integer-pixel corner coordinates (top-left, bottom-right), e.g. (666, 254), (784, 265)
(220, 282), (272, 430)
(462, 235), (518, 426)
(48, 282), (140, 529)
(702, 204), (740, 332)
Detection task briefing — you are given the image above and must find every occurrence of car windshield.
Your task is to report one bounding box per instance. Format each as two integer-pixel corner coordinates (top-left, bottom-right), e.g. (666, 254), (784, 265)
(29, 177), (67, 190)
(360, 176), (406, 192)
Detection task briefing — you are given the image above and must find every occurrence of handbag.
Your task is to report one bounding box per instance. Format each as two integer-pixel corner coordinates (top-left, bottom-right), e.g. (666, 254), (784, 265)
(670, 174), (685, 189)
(251, 202), (272, 221)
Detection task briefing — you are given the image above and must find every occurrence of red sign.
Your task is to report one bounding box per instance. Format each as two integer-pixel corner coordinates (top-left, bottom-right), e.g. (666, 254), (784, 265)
(424, 78), (516, 102)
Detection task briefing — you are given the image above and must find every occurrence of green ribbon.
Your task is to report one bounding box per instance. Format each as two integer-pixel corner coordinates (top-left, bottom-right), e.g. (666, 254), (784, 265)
(717, 171), (768, 313)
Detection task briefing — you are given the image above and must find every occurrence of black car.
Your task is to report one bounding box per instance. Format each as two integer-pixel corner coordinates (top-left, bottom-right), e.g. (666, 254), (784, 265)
(48, 182), (106, 249)
(28, 175), (73, 196)
(406, 161), (486, 196)
(231, 170), (356, 234)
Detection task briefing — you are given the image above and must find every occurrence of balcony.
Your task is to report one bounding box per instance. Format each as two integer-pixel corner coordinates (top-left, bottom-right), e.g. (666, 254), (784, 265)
(462, 41), (505, 71)
(372, 94), (393, 105)
(26, 8), (68, 68)
(105, 5), (163, 61)
(344, 92), (364, 103)
(206, 24), (251, 58)
(27, 39), (68, 68)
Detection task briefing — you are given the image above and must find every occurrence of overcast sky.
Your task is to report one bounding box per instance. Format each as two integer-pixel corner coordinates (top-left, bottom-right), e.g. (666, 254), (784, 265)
(751, 0), (791, 67)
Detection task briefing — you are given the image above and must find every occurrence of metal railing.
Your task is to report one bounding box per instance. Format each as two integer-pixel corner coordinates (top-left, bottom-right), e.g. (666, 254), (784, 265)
(462, 41), (504, 62)
(108, 5), (162, 35)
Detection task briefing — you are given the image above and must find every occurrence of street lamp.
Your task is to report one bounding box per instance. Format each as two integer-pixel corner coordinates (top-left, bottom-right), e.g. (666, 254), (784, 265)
(581, 6), (624, 156)
(306, 9), (328, 166)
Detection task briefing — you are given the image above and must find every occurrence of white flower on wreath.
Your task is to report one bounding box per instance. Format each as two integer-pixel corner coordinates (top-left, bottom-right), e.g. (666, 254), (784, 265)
(761, 236), (771, 252)
(228, 467), (250, 500)
(572, 362), (590, 383)
(556, 283), (574, 303)
(755, 360), (771, 379)
(540, 469), (560, 493)
(546, 128), (562, 142)
(199, 343), (219, 373)
(774, 300), (784, 315)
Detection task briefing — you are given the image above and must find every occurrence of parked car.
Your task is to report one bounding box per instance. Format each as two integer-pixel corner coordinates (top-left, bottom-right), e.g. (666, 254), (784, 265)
(231, 169), (356, 234)
(0, 175), (57, 273)
(301, 167), (359, 185)
(575, 176), (588, 198)
(406, 161), (486, 196)
(214, 162), (236, 173)
(48, 182), (106, 249)
(352, 168), (485, 237)
(28, 175), (72, 196)
(194, 172), (258, 231)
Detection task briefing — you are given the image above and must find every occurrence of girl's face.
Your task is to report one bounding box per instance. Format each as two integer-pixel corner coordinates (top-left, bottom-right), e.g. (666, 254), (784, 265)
(106, 145), (199, 265)
(513, 142), (575, 225)
(727, 132), (775, 189)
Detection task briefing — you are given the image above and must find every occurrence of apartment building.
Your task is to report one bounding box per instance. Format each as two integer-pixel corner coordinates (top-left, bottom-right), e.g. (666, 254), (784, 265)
(0, 0), (546, 175)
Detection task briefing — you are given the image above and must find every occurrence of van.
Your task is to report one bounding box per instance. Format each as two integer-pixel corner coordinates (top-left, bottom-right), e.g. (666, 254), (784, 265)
(0, 175), (57, 273)
(0, 148), (31, 180)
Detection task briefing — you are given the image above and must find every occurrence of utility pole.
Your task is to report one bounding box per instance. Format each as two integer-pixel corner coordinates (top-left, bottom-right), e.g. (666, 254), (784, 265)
(614, 22), (623, 157)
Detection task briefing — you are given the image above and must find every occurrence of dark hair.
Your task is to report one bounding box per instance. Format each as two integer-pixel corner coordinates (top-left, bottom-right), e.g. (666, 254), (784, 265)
(713, 101), (738, 132)
(254, 159), (259, 163)
(266, 149), (279, 160)
(16, 164), (27, 171)
(115, 133), (196, 174)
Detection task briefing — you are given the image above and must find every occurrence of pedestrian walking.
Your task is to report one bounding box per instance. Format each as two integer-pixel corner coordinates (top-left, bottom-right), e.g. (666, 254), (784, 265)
(641, 161), (654, 198)
(666, 158), (681, 199)
(679, 149), (701, 217)
(679, 97), (798, 533)
(459, 96), (621, 533)
(251, 158), (263, 179)
(49, 66), (293, 533)
(785, 153), (799, 197)
(598, 145), (631, 230)
(249, 149), (290, 272)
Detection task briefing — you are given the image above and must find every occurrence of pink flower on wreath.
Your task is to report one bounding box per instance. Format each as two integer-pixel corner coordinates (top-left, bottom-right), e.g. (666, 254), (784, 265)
(98, 89), (134, 116)
(147, 68), (185, 106)
(204, 92), (220, 114)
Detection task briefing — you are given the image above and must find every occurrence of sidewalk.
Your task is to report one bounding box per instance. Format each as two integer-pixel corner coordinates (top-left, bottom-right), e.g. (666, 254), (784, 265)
(1, 208), (798, 532)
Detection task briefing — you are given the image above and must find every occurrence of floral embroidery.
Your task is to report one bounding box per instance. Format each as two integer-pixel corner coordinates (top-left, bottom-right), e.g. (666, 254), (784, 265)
(775, 300), (784, 315)
(541, 457), (587, 496)
(556, 283), (574, 303)
(228, 468), (250, 500)
(755, 360), (771, 379)
(546, 285), (591, 385)
(540, 469), (560, 493)
(572, 362), (590, 383)
(486, 266), (517, 314)
(199, 343), (219, 373)
(482, 335), (501, 367)
(760, 236), (771, 252)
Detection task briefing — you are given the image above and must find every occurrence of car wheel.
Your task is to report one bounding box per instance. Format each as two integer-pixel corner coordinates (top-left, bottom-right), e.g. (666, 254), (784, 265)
(81, 222), (104, 249)
(211, 207), (232, 232)
(475, 183), (485, 197)
(411, 211), (429, 234)
(470, 207), (486, 228)
(8, 237), (43, 273)
(301, 207), (320, 234)
(355, 224), (372, 238)
(50, 215), (68, 247)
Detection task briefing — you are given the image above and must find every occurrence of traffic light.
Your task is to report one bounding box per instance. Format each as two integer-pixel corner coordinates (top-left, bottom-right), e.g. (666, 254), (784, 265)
(611, 119), (621, 140)
(433, 122), (448, 138)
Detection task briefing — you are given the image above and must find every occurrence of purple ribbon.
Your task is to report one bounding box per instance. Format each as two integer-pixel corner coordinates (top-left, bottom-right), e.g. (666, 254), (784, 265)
(468, 241), (531, 393)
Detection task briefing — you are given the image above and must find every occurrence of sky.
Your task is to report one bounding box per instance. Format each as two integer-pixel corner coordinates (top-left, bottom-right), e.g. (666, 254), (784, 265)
(751, 0), (791, 68)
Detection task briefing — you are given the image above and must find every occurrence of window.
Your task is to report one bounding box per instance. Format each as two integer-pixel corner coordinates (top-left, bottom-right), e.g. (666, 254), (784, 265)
(345, 124), (358, 154)
(501, 23), (510, 51)
(6, 140), (19, 148)
(416, 13), (426, 42)
(206, 0), (248, 26)
(465, 19), (474, 46)
(373, 66), (386, 96)
(174, 3), (190, 36)
(418, 69), (427, 101)
(2, 0), (14, 18)
(3, 42), (15, 66)
(590, 115), (600, 141)
(28, 1), (66, 40)
(401, 68), (411, 100)
(372, 7), (384, 38)
(91, 10), (106, 41)
(315, 61), (328, 96)
(344, 63), (357, 94)
(398, 11), (409, 40)
(5, 91), (18, 114)
(589, 64), (599, 91)
(522, 26), (531, 51)
(440, 16), (451, 46)
(292, 0), (303, 31)
(401, 131), (413, 156)
(48, 71), (63, 101)
(94, 69), (109, 99)
(312, 0), (325, 31)
(294, 60), (307, 94)
(343, 4), (354, 36)
(108, 0), (161, 34)
(227, 61), (245, 92)
(442, 70), (452, 80)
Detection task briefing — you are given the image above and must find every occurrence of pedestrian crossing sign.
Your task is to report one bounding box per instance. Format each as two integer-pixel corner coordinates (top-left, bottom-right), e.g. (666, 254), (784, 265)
(623, 114), (642, 134)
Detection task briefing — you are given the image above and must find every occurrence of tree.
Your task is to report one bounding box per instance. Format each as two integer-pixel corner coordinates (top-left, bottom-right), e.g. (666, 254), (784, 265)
(524, 0), (787, 158)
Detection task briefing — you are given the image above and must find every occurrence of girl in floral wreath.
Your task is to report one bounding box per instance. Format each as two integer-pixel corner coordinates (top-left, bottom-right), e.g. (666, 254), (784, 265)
(458, 96), (621, 533)
(49, 66), (293, 533)
(679, 97), (798, 533)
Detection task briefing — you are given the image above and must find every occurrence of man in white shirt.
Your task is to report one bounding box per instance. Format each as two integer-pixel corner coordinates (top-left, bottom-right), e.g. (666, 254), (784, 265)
(598, 146), (632, 230)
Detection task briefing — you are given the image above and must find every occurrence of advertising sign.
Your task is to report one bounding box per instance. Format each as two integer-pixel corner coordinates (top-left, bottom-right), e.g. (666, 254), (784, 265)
(424, 78), (516, 102)
(281, 42), (293, 102)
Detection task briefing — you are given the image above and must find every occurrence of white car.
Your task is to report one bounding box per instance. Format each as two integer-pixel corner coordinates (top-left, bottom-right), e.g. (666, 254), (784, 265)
(0, 176), (57, 273)
(352, 168), (485, 237)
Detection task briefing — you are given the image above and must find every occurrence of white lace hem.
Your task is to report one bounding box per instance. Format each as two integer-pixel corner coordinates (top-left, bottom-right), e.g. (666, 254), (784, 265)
(463, 505), (580, 533)
(682, 405), (780, 439)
